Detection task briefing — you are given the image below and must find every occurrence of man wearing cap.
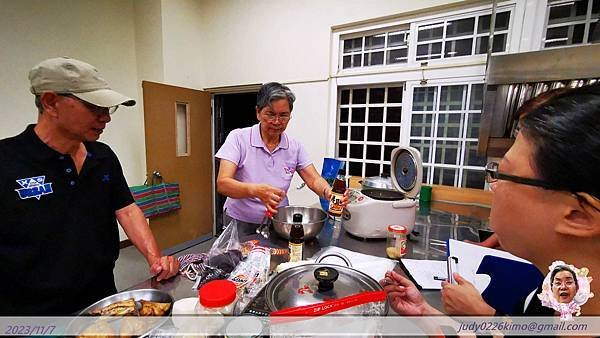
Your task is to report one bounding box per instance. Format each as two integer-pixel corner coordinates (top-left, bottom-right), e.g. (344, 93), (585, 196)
(0, 57), (179, 315)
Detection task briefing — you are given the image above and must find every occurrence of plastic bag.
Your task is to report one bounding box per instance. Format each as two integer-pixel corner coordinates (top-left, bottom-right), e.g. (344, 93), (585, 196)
(230, 246), (271, 311)
(208, 219), (242, 273)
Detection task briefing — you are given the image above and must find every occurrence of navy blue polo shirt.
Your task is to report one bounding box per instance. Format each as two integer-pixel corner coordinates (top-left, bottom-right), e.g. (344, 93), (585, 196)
(0, 124), (134, 315)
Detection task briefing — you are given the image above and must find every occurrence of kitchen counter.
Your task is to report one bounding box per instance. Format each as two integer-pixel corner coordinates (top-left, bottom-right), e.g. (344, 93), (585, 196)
(129, 201), (490, 313)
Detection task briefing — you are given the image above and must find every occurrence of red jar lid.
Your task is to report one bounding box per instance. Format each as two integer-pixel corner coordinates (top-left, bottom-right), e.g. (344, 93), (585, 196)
(198, 280), (237, 308)
(387, 224), (408, 234)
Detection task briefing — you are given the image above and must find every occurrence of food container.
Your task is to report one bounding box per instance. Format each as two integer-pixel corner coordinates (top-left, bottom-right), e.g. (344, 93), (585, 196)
(197, 280), (237, 315)
(272, 206), (327, 240)
(360, 173), (395, 190)
(344, 146), (422, 238)
(386, 225), (408, 258)
(263, 252), (388, 316)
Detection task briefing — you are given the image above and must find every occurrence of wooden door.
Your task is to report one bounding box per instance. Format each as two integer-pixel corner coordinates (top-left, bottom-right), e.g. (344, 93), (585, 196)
(142, 81), (212, 249)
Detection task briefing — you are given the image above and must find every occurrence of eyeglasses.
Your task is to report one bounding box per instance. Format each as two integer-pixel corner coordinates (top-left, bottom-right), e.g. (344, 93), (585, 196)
(61, 94), (119, 115)
(485, 162), (600, 212)
(262, 112), (291, 122)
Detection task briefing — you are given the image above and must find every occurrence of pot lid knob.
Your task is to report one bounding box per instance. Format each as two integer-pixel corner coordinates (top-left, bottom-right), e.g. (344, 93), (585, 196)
(314, 266), (339, 292)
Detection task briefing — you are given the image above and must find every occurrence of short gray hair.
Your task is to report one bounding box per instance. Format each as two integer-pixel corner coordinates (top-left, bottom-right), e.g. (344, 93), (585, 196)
(256, 82), (296, 112)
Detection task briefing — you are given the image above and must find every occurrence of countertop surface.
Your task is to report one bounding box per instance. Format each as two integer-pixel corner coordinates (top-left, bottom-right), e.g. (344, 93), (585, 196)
(129, 201), (490, 313)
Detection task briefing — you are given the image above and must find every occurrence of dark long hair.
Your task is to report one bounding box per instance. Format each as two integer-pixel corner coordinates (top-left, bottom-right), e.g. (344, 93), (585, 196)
(518, 83), (600, 199)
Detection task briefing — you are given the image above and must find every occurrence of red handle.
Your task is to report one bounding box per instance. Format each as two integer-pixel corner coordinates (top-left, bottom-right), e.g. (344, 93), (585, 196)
(265, 210), (273, 218)
(270, 290), (386, 317)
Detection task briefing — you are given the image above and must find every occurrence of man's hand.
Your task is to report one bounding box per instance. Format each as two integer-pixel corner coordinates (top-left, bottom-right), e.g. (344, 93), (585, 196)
(465, 233), (501, 249)
(252, 184), (286, 214)
(149, 255), (180, 282)
(441, 273), (495, 315)
(379, 271), (439, 316)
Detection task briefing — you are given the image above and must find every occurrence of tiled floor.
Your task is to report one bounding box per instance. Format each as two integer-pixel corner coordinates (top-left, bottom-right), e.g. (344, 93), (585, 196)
(114, 238), (215, 291)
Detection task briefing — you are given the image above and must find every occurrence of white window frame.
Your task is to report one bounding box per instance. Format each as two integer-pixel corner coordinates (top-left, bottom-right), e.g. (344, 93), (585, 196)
(339, 26), (410, 71)
(405, 80), (487, 188)
(542, 0), (600, 49)
(336, 84), (405, 177)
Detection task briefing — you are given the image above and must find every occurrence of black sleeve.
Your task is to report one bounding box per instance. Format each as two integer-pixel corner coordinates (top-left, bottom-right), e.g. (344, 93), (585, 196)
(108, 150), (135, 211)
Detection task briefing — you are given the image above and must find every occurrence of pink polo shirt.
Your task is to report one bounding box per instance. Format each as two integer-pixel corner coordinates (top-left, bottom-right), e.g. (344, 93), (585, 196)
(215, 123), (312, 223)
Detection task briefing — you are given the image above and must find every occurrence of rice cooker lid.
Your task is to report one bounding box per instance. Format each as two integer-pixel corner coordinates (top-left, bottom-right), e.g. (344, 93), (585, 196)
(390, 146), (423, 199)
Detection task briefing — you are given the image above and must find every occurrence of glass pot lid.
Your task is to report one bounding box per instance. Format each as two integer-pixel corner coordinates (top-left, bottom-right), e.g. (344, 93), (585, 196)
(264, 264), (388, 315)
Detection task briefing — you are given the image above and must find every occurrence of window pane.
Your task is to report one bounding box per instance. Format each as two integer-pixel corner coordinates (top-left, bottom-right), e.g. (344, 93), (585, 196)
(437, 113), (463, 138)
(386, 107), (402, 123)
(422, 166), (431, 183)
(365, 163), (381, 177)
(367, 126), (383, 141)
(340, 90), (350, 105)
(464, 141), (486, 166)
(418, 23), (444, 41)
(351, 54), (362, 67)
(369, 107), (384, 123)
(352, 89), (367, 104)
(338, 143), (347, 158)
(440, 85), (466, 110)
(387, 48), (408, 64)
(411, 114), (433, 137)
(548, 1), (588, 24)
(367, 145), (381, 161)
(350, 144), (364, 159)
(590, 22), (599, 43)
(545, 24), (586, 47)
(367, 51), (384, 66)
(340, 107), (349, 123)
(342, 55), (352, 69)
(343, 37), (363, 53)
(446, 17), (475, 38)
(365, 33), (385, 50)
(388, 31), (408, 47)
(410, 139), (432, 163)
(466, 113), (481, 138)
(388, 87), (403, 103)
(351, 107), (366, 122)
(478, 12), (511, 33)
(413, 87), (436, 111)
(385, 126), (400, 142)
(350, 126), (364, 141)
(416, 42), (442, 60)
(369, 88), (385, 104)
(435, 140), (459, 165)
(469, 84), (484, 110)
(384, 145), (396, 161)
(594, 0), (600, 15)
(433, 167), (457, 186)
(444, 38), (473, 58)
(475, 33), (507, 54)
(339, 126), (348, 140)
(383, 164), (391, 175)
(462, 169), (486, 189)
(349, 161), (362, 176)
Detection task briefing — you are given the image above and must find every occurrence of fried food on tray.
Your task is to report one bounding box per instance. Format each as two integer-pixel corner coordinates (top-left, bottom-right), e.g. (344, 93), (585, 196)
(139, 300), (171, 316)
(89, 298), (137, 316)
(76, 318), (115, 338)
(88, 298), (171, 317)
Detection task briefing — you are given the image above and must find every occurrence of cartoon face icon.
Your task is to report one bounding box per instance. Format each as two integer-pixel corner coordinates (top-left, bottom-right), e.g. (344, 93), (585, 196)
(551, 268), (578, 304)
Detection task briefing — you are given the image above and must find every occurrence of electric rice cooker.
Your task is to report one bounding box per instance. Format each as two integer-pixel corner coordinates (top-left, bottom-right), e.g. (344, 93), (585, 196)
(343, 146), (422, 239)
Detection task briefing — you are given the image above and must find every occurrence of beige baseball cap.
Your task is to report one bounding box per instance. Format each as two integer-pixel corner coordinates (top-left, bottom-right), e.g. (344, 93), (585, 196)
(29, 56), (135, 108)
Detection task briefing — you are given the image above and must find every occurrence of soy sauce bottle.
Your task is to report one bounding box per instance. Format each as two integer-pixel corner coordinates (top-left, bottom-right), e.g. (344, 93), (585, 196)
(289, 213), (304, 262)
(328, 168), (346, 218)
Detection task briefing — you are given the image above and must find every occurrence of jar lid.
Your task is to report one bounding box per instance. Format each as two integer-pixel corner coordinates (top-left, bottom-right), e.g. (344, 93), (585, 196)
(387, 224), (408, 234)
(199, 280), (236, 308)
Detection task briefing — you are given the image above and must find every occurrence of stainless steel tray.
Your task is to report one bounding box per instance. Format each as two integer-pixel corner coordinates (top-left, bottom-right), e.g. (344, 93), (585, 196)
(72, 289), (173, 336)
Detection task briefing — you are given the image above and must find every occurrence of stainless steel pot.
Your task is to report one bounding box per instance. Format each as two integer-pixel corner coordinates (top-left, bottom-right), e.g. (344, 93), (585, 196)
(272, 206), (327, 240)
(264, 253), (388, 315)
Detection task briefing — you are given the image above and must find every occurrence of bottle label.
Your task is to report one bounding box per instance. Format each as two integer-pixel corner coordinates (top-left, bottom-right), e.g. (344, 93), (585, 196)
(328, 192), (344, 216)
(289, 242), (303, 262)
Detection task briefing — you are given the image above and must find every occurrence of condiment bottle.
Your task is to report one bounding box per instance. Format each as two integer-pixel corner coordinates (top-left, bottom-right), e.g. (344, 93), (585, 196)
(196, 279), (237, 315)
(288, 213), (304, 262)
(328, 167), (346, 218)
(386, 225), (408, 259)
